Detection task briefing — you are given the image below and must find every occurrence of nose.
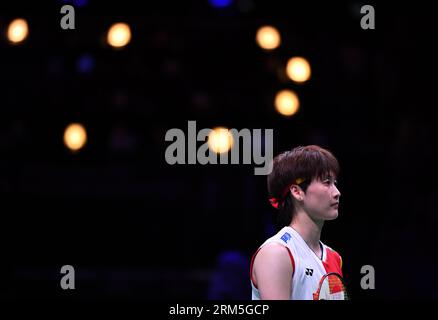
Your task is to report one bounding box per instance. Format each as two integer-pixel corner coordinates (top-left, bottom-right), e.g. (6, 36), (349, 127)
(333, 185), (341, 200)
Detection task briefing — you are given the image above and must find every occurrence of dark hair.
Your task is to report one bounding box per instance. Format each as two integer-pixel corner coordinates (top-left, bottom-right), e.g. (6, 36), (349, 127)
(267, 145), (340, 229)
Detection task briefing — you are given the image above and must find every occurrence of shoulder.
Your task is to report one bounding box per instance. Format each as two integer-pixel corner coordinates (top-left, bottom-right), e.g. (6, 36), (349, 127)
(257, 242), (292, 262)
(252, 242), (295, 297)
(324, 244), (341, 258)
(253, 242), (295, 276)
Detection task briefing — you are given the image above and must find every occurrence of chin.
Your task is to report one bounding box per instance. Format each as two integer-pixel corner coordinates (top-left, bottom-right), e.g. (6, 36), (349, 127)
(325, 210), (339, 220)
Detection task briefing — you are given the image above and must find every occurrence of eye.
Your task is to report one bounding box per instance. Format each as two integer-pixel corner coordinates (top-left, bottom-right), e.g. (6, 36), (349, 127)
(323, 178), (337, 186)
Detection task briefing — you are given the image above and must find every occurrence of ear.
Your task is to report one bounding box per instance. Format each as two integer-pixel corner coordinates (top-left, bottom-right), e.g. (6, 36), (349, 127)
(290, 184), (304, 201)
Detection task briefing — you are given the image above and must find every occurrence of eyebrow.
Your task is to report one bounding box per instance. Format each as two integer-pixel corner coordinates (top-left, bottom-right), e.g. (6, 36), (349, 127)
(321, 174), (337, 181)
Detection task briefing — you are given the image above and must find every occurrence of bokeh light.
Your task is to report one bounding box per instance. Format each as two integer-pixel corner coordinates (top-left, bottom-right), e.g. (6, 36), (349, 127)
(107, 23), (132, 48)
(64, 123), (87, 152)
(286, 57), (311, 83)
(7, 18), (29, 44)
(208, 127), (234, 154)
(275, 90), (300, 117)
(256, 25), (281, 50)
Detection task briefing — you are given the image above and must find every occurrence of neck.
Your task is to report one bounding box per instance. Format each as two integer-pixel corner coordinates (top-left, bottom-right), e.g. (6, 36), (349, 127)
(289, 210), (324, 254)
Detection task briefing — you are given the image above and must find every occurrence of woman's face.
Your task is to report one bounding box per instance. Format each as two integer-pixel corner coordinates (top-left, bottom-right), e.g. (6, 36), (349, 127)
(302, 175), (341, 221)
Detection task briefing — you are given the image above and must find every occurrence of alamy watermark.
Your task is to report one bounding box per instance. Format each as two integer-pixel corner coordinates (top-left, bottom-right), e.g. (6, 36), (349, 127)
(164, 121), (273, 175)
(360, 5), (375, 30)
(360, 264), (375, 290)
(60, 5), (75, 30)
(60, 265), (75, 290)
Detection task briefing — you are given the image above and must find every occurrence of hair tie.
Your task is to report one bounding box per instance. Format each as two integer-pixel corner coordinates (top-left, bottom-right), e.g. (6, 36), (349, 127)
(268, 177), (305, 209)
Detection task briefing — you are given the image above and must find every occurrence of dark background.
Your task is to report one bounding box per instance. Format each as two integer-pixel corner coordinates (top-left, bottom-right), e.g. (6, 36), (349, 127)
(1, 0), (437, 300)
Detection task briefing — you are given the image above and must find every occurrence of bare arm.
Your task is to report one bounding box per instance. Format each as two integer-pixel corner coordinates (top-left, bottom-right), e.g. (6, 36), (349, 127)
(253, 242), (294, 300)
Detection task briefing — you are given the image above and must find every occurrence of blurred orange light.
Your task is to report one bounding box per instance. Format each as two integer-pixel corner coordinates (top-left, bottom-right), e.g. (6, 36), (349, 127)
(275, 90), (300, 117)
(286, 57), (311, 83)
(208, 127), (234, 154)
(7, 18), (29, 44)
(64, 123), (87, 152)
(256, 25), (281, 50)
(107, 23), (131, 48)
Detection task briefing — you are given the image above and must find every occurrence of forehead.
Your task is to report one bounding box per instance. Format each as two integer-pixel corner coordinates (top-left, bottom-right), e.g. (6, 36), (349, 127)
(313, 170), (336, 181)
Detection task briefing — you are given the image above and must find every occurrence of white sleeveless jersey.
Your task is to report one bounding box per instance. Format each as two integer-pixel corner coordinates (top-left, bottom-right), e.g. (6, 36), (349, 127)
(250, 226), (343, 300)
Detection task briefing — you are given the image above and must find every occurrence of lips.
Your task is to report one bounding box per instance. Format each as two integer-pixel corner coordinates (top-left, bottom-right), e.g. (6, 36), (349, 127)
(331, 202), (339, 208)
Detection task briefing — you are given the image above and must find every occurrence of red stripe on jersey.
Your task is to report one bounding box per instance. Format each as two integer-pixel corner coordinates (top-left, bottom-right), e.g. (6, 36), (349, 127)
(322, 248), (343, 276)
(250, 247), (262, 288)
(285, 247), (296, 278)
